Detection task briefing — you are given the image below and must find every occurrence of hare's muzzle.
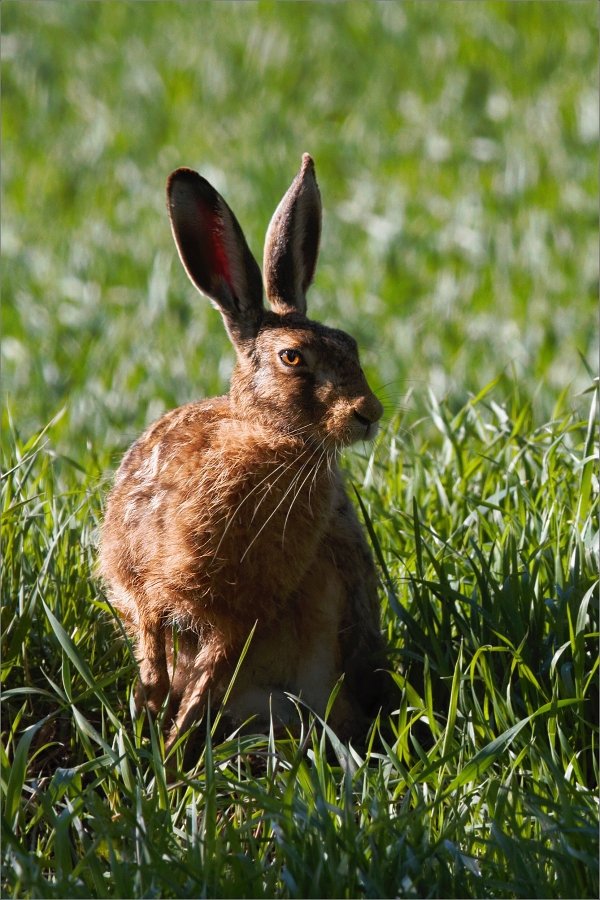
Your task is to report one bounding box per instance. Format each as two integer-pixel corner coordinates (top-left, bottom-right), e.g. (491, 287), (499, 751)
(352, 396), (383, 441)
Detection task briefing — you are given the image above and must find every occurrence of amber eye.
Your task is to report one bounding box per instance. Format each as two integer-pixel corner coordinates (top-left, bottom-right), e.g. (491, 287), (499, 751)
(279, 349), (304, 367)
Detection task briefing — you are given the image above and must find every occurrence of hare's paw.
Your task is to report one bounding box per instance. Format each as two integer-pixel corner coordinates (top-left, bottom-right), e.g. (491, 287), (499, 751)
(133, 676), (170, 720)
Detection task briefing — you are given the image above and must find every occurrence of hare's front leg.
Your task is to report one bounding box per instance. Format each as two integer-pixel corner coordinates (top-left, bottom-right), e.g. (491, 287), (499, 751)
(165, 641), (232, 755)
(135, 619), (170, 718)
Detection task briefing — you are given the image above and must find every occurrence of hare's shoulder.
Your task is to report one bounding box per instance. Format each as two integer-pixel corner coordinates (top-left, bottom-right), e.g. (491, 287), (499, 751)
(115, 397), (230, 485)
(137, 395), (230, 452)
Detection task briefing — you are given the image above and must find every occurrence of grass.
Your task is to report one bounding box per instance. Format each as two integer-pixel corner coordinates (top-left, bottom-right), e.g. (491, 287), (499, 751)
(2, 381), (598, 898)
(1, 3), (598, 897)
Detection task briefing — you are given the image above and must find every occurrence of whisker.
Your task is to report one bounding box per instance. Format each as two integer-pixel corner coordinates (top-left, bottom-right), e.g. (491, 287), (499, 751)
(281, 444), (329, 545)
(249, 449), (313, 524)
(289, 438), (329, 522)
(240, 441), (325, 563)
(307, 438), (329, 509)
(211, 423), (327, 563)
(212, 447), (313, 560)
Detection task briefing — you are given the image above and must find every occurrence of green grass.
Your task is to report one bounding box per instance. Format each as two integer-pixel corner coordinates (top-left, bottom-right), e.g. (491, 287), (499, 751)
(2, 382), (598, 898)
(1, 2), (599, 897)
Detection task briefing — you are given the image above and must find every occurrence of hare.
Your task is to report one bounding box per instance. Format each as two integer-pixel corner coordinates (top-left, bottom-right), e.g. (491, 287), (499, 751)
(99, 154), (389, 746)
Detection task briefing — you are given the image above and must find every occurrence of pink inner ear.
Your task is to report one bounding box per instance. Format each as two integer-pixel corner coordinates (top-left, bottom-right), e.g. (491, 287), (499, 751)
(211, 230), (232, 287)
(200, 204), (232, 288)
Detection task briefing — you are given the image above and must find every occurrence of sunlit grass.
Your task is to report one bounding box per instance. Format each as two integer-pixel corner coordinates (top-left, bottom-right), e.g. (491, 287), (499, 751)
(1, 3), (598, 896)
(2, 382), (598, 898)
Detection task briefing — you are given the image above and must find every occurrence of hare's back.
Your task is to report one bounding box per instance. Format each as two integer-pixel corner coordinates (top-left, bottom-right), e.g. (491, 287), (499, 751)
(100, 398), (230, 591)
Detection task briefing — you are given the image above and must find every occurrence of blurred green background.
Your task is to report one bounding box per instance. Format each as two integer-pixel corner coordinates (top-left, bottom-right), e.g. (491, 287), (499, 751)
(2, 1), (598, 458)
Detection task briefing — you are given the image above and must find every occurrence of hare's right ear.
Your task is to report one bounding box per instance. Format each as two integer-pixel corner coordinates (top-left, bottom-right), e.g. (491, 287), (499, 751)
(263, 154), (322, 316)
(167, 168), (264, 344)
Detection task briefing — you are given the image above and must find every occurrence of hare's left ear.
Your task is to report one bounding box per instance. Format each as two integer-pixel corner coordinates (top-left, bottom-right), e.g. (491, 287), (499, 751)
(263, 154), (322, 315)
(167, 168), (264, 346)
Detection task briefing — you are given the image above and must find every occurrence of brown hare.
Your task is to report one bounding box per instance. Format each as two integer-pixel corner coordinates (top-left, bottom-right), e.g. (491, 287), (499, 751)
(99, 154), (389, 747)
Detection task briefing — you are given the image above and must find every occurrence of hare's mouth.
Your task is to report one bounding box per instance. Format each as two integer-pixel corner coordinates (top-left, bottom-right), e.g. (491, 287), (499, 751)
(324, 418), (379, 448)
(318, 409), (381, 448)
(351, 411), (379, 443)
(346, 423), (379, 444)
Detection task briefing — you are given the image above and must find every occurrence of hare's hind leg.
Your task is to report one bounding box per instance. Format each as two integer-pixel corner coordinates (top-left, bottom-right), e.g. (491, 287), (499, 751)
(135, 618), (170, 718)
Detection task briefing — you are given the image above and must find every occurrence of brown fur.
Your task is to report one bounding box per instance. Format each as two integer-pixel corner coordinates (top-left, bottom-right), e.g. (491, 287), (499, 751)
(99, 155), (388, 749)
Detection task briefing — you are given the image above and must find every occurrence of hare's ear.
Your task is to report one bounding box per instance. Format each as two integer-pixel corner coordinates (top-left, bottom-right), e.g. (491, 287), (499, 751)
(263, 153), (322, 315)
(167, 168), (264, 344)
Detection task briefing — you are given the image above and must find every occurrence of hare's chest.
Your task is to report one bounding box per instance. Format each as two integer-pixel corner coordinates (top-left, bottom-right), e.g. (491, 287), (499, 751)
(220, 546), (349, 728)
(200, 452), (337, 591)
(293, 547), (347, 703)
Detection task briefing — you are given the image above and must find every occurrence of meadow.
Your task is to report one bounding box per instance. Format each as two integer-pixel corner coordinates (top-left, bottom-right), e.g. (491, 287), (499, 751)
(2, 3), (599, 897)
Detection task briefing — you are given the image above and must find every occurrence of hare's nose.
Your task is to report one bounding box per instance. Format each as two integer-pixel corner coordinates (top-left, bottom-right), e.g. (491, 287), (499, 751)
(353, 404), (382, 441)
(354, 395), (384, 425)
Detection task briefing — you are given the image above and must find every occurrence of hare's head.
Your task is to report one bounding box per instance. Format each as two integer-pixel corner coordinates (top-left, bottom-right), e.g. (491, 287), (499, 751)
(167, 154), (383, 447)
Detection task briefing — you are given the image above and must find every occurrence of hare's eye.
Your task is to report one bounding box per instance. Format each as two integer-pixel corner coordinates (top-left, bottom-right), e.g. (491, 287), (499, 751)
(279, 349), (304, 367)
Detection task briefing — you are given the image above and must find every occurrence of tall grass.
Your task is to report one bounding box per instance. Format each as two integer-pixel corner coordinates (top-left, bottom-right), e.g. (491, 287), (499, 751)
(2, 4), (598, 896)
(2, 382), (598, 898)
